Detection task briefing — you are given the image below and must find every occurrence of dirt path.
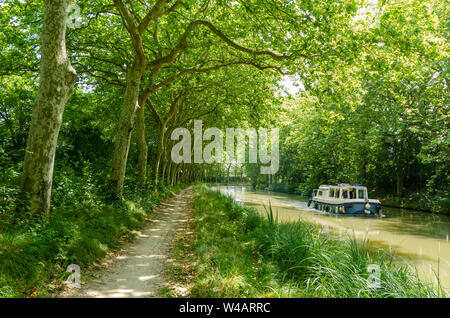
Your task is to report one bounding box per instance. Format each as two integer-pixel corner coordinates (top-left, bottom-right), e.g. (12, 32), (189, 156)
(61, 186), (193, 298)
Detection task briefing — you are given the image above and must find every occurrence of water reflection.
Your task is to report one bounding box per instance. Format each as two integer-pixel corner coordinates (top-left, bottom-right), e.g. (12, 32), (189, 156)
(215, 185), (450, 290)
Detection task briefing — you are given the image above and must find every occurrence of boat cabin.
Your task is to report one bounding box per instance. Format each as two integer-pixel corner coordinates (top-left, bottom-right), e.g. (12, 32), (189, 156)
(309, 184), (381, 215)
(312, 184), (368, 200)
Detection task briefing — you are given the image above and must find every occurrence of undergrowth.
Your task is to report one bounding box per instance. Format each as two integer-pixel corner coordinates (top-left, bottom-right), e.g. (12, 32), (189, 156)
(0, 161), (186, 297)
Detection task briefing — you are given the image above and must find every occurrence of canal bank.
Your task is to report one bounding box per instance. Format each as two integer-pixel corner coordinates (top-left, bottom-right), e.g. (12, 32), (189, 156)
(210, 183), (449, 215)
(163, 185), (444, 298)
(218, 185), (450, 292)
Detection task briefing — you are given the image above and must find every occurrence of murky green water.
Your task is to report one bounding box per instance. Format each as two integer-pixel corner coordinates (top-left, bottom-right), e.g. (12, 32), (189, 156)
(215, 185), (450, 291)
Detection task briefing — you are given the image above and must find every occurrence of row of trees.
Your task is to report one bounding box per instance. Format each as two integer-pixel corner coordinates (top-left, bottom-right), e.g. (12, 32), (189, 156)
(251, 0), (448, 210)
(1, 0), (364, 215)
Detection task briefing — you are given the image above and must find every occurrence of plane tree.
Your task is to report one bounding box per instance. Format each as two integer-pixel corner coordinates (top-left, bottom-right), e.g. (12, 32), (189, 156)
(19, 0), (78, 215)
(107, 0), (362, 196)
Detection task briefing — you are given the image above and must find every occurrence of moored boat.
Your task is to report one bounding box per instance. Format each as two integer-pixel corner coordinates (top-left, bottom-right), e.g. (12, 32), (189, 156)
(307, 184), (381, 215)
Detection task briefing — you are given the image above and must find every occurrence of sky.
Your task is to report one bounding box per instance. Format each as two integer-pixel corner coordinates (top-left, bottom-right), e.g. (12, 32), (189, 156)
(278, 75), (304, 97)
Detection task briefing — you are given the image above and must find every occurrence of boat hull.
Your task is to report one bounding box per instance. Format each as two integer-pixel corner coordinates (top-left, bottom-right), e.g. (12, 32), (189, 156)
(308, 200), (381, 215)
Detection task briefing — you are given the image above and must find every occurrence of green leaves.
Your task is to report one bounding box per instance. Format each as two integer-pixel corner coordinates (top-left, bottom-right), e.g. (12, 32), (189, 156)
(0, 0), (447, 208)
(271, 0), (448, 199)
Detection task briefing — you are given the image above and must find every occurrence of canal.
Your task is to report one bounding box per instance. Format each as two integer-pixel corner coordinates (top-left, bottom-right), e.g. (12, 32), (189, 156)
(216, 185), (450, 291)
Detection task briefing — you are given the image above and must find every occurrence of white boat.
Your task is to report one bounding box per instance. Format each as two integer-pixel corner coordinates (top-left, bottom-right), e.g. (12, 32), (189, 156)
(307, 184), (381, 215)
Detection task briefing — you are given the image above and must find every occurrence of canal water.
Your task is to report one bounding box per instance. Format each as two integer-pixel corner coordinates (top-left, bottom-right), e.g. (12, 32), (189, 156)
(215, 185), (450, 291)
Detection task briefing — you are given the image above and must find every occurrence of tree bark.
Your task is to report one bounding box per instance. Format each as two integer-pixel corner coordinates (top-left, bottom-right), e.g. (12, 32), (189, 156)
(172, 165), (177, 185)
(162, 131), (174, 185)
(151, 126), (165, 190)
(177, 164), (183, 184)
(110, 0), (168, 196)
(20, 0), (77, 215)
(136, 95), (148, 188)
(109, 59), (145, 196)
(167, 161), (172, 185)
(170, 162), (177, 185)
(396, 167), (403, 197)
(161, 155), (167, 185)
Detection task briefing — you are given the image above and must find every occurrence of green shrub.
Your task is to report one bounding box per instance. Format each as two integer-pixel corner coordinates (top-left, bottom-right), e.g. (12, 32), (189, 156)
(0, 161), (186, 297)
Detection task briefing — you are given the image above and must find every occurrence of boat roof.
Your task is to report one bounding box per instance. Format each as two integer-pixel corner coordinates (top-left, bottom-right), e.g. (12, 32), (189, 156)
(318, 184), (367, 189)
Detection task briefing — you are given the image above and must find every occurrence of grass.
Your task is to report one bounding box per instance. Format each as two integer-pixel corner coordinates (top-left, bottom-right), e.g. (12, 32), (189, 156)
(0, 162), (187, 298)
(163, 185), (445, 298)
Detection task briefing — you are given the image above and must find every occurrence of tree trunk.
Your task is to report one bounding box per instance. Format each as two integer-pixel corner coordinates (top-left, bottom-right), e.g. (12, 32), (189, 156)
(360, 161), (367, 183)
(396, 167), (403, 197)
(170, 163), (177, 185)
(20, 0), (77, 215)
(162, 134), (173, 185)
(166, 159), (172, 185)
(161, 156), (168, 186)
(109, 58), (145, 196)
(136, 96), (148, 188)
(151, 126), (165, 190)
(176, 163), (182, 183)
(172, 165), (177, 185)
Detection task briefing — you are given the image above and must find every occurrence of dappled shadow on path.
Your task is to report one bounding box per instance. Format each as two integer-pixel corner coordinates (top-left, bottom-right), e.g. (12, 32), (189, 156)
(62, 187), (193, 298)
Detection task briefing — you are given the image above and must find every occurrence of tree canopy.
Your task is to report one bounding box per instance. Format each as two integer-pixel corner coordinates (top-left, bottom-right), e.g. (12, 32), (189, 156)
(0, 0), (448, 215)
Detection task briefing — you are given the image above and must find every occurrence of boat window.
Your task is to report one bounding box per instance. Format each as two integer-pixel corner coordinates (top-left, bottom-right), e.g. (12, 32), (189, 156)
(335, 189), (340, 198)
(329, 189), (334, 197)
(342, 189), (348, 199)
(318, 190), (323, 196)
(349, 188), (356, 199)
(358, 189), (365, 199)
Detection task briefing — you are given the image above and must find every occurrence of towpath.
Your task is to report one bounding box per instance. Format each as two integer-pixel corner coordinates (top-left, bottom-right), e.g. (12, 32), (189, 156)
(60, 186), (193, 298)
